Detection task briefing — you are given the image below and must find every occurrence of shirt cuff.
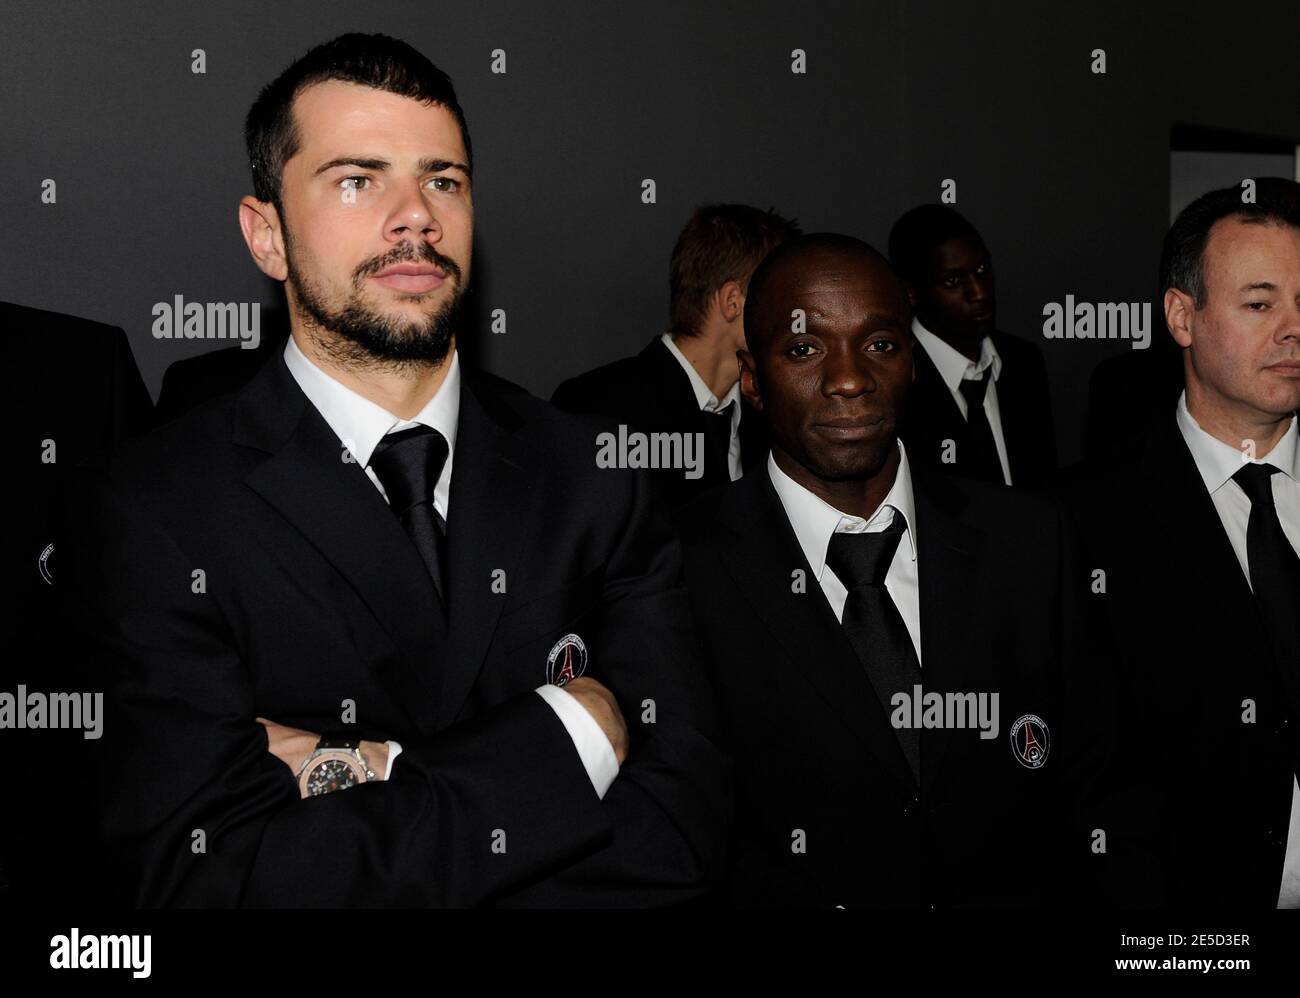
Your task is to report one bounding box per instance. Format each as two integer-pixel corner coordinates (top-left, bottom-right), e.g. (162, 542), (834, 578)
(382, 740), (402, 780)
(534, 684), (620, 799)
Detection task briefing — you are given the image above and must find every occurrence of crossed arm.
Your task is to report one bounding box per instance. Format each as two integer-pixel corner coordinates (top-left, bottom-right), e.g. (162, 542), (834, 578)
(65, 461), (726, 907)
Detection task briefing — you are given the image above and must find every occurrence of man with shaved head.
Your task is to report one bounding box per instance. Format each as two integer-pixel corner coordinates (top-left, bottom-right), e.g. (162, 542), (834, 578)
(677, 234), (1120, 907)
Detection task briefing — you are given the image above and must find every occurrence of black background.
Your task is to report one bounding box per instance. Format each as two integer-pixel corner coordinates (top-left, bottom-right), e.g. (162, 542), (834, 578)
(3, 0), (1298, 463)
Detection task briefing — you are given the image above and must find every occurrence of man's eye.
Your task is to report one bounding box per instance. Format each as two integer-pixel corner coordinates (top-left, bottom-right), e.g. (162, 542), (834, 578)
(428, 176), (460, 192)
(867, 339), (897, 352)
(788, 341), (817, 358)
(941, 277), (959, 288)
(340, 176), (371, 192)
(1246, 301), (1270, 311)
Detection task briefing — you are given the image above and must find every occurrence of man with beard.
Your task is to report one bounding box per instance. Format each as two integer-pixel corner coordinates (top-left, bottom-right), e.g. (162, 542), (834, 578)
(676, 234), (1124, 906)
(64, 33), (726, 907)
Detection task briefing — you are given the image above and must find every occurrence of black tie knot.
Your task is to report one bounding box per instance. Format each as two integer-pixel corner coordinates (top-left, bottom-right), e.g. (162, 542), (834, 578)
(704, 402), (735, 443)
(825, 514), (907, 589)
(958, 369), (990, 413)
(1232, 462), (1281, 508)
(369, 425), (448, 517)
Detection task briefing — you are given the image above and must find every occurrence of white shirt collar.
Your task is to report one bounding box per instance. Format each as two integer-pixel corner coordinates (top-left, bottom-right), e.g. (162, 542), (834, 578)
(660, 332), (741, 413)
(767, 438), (919, 582)
(1176, 389), (1299, 495)
(912, 317), (1002, 394)
(282, 334), (461, 469)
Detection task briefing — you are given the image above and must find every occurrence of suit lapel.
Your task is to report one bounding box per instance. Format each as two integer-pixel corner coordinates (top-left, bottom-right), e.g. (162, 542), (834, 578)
(715, 472), (917, 791)
(642, 337), (706, 419)
(435, 372), (538, 727)
(647, 336), (765, 484)
(908, 342), (967, 453)
(1138, 420), (1272, 662)
(912, 471), (987, 786)
(738, 399), (769, 471)
(991, 351), (1029, 483)
(235, 353), (446, 734)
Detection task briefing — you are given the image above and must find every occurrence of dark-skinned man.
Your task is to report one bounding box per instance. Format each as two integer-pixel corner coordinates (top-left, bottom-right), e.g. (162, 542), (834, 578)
(677, 233), (1128, 907)
(889, 205), (1057, 490)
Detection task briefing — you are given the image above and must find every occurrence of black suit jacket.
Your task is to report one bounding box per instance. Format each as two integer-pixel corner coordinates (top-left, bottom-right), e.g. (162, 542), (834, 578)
(155, 330), (289, 424)
(551, 337), (768, 509)
(901, 331), (1058, 491)
(676, 462), (1126, 907)
(1083, 340), (1186, 467)
(64, 350), (727, 907)
(5, 300), (153, 906)
(1070, 418), (1298, 907)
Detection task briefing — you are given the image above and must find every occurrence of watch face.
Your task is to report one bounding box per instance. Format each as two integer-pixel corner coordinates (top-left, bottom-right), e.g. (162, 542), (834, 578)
(302, 754), (363, 796)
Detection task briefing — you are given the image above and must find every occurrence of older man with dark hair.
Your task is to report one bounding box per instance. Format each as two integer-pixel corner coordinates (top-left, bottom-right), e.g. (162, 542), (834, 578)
(1072, 178), (1300, 907)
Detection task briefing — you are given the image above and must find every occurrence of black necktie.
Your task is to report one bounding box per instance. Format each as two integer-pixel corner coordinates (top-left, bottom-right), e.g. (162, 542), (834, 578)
(826, 515), (922, 784)
(369, 426), (449, 606)
(703, 401), (735, 486)
(1232, 462), (1300, 716)
(957, 369), (1004, 484)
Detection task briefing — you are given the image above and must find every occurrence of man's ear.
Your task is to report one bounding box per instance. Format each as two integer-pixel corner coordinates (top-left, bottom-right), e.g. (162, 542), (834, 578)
(238, 196), (289, 282)
(738, 348), (763, 412)
(718, 280), (744, 323)
(900, 279), (919, 308)
(1163, 287), (1195, 348)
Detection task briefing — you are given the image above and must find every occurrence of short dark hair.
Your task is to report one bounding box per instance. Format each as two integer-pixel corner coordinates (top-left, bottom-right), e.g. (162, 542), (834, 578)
(1160, 178), (1300, 307)
(245, 33), (471, 213)
(887, 204), (982, 283)
(743, 233), (895, 351)
(669, 204), (801, 338)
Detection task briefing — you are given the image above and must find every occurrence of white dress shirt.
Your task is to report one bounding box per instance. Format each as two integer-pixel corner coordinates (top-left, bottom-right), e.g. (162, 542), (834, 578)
(912, 318), (1012, 486)
(1175, 392), (1300, 908)
(283, 336), (619, 798)
(660, 332), (743, 481)
(766, 440), (922, 663)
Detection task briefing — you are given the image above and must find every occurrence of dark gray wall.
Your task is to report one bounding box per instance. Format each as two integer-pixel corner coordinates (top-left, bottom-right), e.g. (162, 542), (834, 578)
(2, 0), (1298, 463)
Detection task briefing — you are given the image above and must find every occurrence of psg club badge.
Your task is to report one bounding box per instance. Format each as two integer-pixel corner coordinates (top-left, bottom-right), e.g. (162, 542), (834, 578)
(546, 633), (588, 687)
(1009, 714), (1050, 769)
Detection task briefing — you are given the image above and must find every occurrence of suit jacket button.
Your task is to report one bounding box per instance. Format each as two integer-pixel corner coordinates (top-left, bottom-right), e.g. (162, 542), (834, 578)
(903, 796), (921, 817)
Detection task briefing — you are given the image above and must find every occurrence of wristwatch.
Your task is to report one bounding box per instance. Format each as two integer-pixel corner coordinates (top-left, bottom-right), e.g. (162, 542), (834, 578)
(296, 734), (376, 797)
